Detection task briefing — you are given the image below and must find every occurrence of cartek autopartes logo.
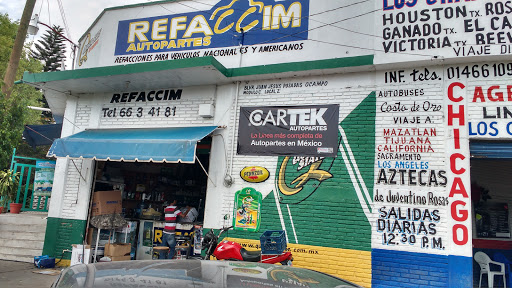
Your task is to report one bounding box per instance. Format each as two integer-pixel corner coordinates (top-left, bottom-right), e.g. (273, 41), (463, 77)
(248, 107), (329, 129)
(114, 0), (310, 55)
(238, 105), (339, 157)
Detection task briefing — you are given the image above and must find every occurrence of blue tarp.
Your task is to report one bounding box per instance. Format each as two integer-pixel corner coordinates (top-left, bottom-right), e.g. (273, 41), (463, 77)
(23, 124), (63, 148)
(47, 126), (217, 163)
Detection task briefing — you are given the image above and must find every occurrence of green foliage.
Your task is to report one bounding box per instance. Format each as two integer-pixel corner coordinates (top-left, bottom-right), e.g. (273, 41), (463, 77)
(30, 25), (67, 123)
(0, 96), (30, 170)
(16, 142), (51, 160)
(0, 169), (20, 206)
(0, 13), (19, 79)
(0, 13), (45, 170)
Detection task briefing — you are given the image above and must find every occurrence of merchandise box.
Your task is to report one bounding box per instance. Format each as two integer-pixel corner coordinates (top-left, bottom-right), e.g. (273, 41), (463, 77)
(116, 221), (137, 234)
(91, 190), (122, 216)
(87, 228), (111, 245)
(71, 244), (92, 266)
(110, 255), (131, 261)
(105, 243), (131, 257)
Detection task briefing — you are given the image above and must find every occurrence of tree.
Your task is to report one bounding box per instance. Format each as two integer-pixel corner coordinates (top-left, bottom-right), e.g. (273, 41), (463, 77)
(0, 13), (44, 170)
(30, 25), (67, 72)
(30, 25), (67, 123)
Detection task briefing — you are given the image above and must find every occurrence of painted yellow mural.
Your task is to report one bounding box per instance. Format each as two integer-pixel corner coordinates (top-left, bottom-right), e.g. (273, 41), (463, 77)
(225, 237), (372, 288)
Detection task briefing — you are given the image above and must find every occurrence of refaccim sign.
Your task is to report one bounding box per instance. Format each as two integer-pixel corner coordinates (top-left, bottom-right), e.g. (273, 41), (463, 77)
(114, 0), (309, 55)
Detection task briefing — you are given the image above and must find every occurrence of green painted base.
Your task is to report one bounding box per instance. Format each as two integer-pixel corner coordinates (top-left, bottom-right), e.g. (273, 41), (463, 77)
(43, 217), (87, 260)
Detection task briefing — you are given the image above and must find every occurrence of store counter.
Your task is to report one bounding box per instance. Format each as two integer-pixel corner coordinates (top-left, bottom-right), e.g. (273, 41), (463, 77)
(135, 220), (202, 260)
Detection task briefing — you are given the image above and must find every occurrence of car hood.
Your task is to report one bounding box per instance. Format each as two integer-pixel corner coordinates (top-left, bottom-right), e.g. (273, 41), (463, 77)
(52, 260), (362, 288)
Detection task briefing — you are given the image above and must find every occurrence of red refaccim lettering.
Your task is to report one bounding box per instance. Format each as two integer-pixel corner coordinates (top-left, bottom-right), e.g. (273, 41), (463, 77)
(447, 82), (469, 246)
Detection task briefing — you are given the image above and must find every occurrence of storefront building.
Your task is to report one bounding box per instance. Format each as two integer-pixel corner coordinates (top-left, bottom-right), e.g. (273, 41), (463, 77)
(21, 0), (512, 287)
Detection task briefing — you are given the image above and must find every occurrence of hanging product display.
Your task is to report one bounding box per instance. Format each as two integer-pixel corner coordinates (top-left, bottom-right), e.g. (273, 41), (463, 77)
(233, 187), (262, 232)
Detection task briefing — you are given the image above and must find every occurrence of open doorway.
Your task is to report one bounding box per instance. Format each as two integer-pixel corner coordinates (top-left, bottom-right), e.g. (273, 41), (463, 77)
(471, 142), (512, 288)
(85, 137), (211, 261)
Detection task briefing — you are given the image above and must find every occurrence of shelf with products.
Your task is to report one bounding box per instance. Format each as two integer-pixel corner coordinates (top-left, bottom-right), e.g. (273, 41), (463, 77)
(95, 180), (125, 185)
(94, 180), (125, 193)
(123, 199), (164, 202)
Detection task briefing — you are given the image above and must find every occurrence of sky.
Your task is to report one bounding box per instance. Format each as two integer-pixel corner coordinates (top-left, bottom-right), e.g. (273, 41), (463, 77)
(0, 0), (151, 69)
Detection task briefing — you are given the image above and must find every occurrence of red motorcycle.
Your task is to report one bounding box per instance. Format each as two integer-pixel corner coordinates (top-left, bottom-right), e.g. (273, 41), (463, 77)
(202, 226), (293, 265)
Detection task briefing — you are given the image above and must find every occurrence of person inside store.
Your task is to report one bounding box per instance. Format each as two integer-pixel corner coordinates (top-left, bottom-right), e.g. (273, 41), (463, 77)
(160, 198), (184, 259)
(179, 203), (199, 223)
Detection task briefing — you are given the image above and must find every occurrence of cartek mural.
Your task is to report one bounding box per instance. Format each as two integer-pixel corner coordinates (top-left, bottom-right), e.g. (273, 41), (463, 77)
(229, 93), (376, 287)
(114, 0), (309, 57)
(276, 93), (376, 245)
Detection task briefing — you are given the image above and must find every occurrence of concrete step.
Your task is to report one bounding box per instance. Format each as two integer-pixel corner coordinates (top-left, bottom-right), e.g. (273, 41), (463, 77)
(0, 213), (48, 225)
(0, 238), (44, 250)
(0, 223), (47, 233)
(0, 246), (42, 261)
(0, 213), (48, 263)
(0, 253), (36, 264)
(0, 231), (45, 241)
(0, 246), (42, 256)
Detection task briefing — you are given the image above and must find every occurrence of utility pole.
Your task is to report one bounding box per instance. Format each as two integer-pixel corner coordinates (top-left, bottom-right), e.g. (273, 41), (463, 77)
(2, 0), (37, 98)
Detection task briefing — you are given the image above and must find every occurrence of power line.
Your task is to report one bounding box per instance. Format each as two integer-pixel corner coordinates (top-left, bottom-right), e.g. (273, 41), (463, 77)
(46, 0), (51, 26)
(38, 0), (44, 16)
(136, 0), (382, 48)
(309, 38), (434, 58)
(327, 23), (383, 39)
(24, 125), (54, 142)
(187, 0), (371, 20)
(155, 4), (177, 15)
(174, 2), (438, 58)
(310, 0), (371, 17)
(57, 0), (72, 41)
(256, 9), (380, 46)
(170, 0), (380, 46)
(55, 0), (74, 69)
(133, 1), (439, 59)
(183, 0), (373, 36)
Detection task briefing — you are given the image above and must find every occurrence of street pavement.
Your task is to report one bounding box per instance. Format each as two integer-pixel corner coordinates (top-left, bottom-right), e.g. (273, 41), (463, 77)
(0, 260), (60, 287)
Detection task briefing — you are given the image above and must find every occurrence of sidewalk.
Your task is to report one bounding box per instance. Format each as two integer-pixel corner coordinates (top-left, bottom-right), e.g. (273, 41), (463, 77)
(0, 260), (60, 287)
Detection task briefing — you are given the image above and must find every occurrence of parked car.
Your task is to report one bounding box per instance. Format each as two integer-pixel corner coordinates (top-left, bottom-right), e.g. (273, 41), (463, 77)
(51, 259), (363, 288)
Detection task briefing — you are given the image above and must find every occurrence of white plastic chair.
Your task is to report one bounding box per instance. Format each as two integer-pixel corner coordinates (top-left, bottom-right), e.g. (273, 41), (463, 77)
(475, 251), (507, 288)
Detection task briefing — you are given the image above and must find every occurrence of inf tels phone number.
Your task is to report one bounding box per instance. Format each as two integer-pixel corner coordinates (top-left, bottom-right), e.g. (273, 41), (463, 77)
(102, 107), (177, 118)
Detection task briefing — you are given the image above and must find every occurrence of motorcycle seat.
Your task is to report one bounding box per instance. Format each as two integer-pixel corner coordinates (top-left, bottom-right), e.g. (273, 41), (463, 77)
(240, 248), (261, 262)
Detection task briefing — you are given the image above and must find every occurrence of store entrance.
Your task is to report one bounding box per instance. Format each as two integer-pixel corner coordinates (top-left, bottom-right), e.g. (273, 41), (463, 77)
(86, 140), (211, 261)
(471, 142), (512, 288)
